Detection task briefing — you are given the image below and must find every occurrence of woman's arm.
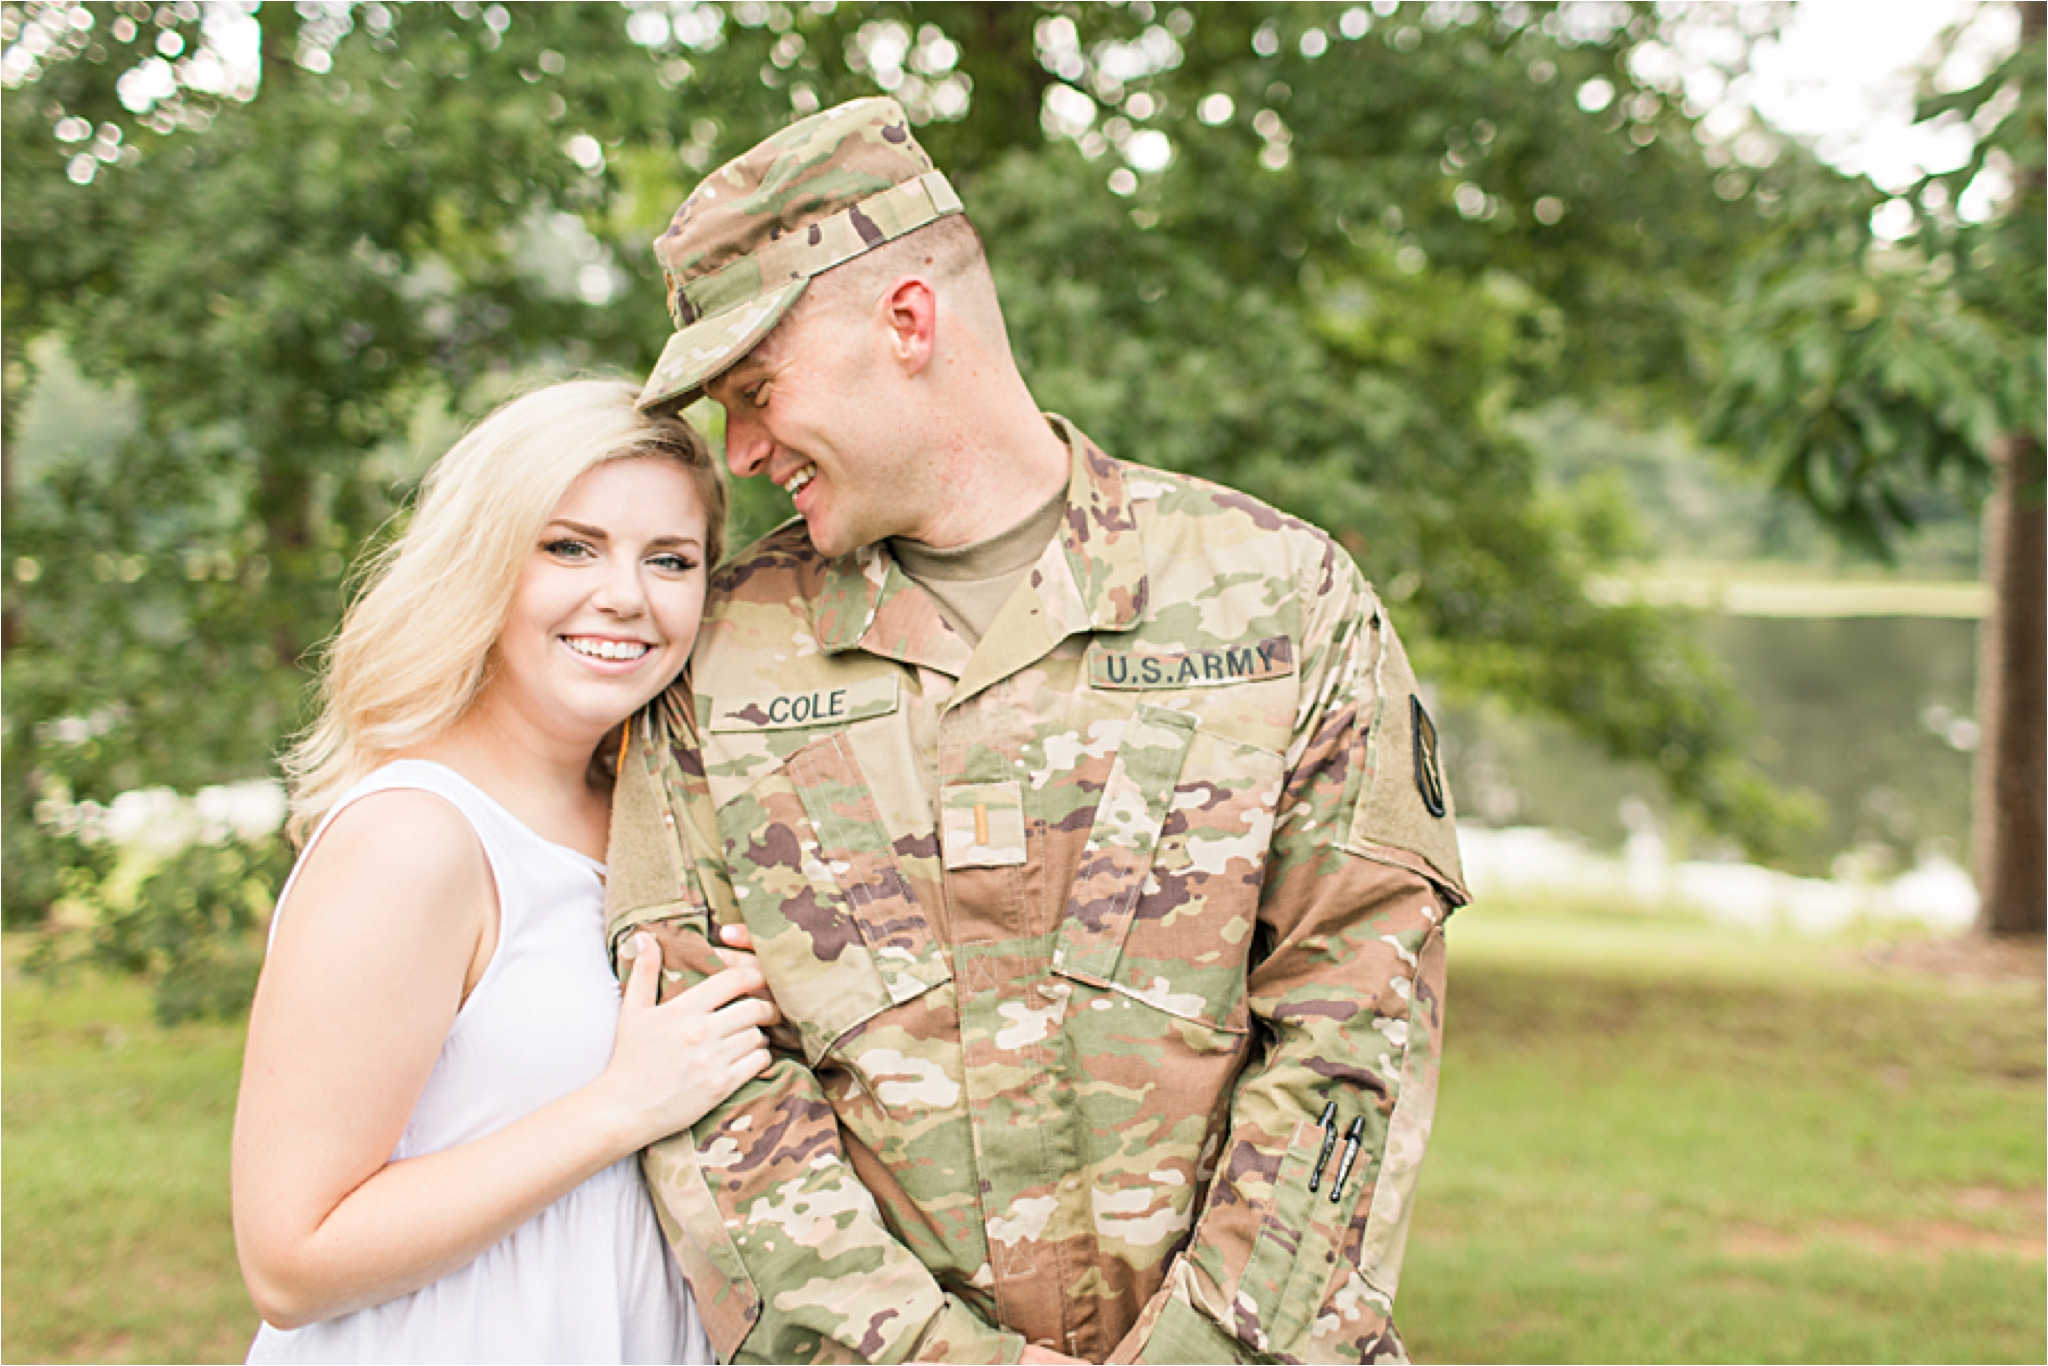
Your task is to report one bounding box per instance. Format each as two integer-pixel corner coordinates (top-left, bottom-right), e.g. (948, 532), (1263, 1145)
(231, 791), (773, 1330)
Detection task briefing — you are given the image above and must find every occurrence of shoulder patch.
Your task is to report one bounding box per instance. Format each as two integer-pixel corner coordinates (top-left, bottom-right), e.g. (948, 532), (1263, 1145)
(603, 702), (703, 953)
(1342, 605), (1467, 904)
(1410, 696), (1447, 819)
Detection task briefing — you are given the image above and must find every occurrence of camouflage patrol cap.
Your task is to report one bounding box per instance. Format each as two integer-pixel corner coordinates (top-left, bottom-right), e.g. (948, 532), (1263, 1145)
(637, 96), (964, 411)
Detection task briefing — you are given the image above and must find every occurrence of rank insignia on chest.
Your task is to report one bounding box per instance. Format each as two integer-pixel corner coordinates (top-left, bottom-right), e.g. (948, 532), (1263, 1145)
(1088, 636), (1295, 690)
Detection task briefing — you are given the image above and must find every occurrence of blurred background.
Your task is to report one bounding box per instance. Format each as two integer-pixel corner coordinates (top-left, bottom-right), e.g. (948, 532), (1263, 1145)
(3, 2), (2041, 1361)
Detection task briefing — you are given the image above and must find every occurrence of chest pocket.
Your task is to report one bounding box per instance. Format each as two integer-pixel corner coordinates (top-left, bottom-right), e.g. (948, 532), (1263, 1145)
(715, 730), (951, 1065)
(1051, 703), (1283, 1033)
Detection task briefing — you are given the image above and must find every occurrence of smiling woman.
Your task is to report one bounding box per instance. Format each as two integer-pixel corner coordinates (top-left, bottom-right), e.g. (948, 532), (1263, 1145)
(483, 459), (713, 797)
(232, 379), (774, 1365)
(284, 381), (726, 841)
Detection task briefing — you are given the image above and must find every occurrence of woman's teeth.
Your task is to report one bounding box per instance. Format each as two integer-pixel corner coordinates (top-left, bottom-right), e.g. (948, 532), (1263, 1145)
(565, 637), (650, 661)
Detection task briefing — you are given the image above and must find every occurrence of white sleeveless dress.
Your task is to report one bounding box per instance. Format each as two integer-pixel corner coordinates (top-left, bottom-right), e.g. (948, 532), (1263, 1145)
(246, 760), (711, 1365)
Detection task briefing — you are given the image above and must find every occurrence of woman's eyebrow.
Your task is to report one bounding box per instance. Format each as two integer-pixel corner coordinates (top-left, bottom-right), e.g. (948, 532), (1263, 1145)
(547, 520), (702, 550)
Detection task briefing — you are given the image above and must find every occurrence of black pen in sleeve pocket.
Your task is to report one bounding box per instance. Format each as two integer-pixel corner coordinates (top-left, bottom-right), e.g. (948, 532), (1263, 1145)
(1329, 1116), (1366, 1202)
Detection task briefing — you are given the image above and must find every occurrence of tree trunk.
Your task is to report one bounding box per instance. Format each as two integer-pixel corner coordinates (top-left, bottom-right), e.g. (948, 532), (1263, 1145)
(1971, 430), (2046, 936)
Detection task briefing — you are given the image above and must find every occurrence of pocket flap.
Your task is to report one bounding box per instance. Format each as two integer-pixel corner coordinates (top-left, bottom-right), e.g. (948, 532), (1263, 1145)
(1052, 704), (1198, 986)
(718, 731), (950, 1064)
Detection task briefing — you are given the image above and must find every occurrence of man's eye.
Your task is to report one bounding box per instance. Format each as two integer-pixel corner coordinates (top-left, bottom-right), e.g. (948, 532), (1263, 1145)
(745, 382), (768, 408)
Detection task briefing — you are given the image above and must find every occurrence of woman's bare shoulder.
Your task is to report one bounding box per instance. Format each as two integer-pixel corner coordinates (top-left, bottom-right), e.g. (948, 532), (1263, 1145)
(277, 787), (494, 948)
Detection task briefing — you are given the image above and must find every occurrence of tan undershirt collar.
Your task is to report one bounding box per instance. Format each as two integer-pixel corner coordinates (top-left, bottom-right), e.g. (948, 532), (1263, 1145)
(889, 490), (1068, 647)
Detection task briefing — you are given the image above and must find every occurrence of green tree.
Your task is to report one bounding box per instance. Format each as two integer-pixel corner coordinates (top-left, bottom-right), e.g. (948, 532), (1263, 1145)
(4, 2), (1827, 963)
(1701, 2), (2044, 936)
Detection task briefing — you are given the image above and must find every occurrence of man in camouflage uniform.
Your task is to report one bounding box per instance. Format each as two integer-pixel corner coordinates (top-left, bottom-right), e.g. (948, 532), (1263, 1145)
(605, 97), (1467, 1365)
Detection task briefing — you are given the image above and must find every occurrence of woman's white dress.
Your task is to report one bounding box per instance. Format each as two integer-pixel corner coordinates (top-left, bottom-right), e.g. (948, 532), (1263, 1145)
(246, 760), (711, 1365)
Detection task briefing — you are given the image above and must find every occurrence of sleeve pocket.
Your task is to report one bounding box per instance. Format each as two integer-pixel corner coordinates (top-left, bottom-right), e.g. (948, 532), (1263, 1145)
(643, 1130), (762, 1358)
(1235, 1117), (1373, 1355)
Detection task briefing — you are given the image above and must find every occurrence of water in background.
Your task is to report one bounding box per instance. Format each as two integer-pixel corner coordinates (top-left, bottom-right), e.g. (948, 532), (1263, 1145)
(1438, 614), (1981, 930)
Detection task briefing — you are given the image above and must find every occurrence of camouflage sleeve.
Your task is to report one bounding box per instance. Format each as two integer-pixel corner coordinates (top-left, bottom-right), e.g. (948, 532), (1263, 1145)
(606, 695), (1029, 1366)
(1109, 548), (1464, 1366)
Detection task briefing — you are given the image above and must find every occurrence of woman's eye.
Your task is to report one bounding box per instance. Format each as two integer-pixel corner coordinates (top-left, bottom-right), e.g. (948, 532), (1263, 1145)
(543, 538), (594, 560)
(650, 552), (701, 574)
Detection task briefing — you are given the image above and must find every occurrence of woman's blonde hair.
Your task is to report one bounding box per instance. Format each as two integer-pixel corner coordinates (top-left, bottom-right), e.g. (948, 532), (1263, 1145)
(283, 378), (724, 843)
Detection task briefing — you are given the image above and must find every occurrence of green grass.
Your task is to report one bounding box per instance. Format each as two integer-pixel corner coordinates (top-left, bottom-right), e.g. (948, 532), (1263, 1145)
(1402, 910), (2047, 1363)
(4, 917), (2042, 1364)
(3, 945), (256, 1364)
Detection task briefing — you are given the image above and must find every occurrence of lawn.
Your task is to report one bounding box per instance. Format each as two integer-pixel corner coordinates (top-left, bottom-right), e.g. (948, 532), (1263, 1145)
(1403, 910), (2046, 1364)
(3, 914), (2042, 1364)
(2, 945), (255, 1363)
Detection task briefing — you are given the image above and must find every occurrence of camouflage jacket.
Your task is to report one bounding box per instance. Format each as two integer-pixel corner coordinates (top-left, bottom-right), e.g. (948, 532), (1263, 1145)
(605, 420), (1467, 1364)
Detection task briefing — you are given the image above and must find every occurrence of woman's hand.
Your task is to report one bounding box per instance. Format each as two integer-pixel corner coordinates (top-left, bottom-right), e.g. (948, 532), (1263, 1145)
(711, 922), (771, 986)
(603, 931), (779, 1146)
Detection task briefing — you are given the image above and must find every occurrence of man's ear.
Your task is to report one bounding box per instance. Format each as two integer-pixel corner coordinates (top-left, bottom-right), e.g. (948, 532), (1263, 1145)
(879, 276), (937, 375)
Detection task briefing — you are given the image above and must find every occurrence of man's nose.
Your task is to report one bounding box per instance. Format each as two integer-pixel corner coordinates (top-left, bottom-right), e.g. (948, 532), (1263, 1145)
(722, 404), (770, 479)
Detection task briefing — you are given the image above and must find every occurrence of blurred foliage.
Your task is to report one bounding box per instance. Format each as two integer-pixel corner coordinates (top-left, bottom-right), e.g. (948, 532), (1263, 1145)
(25, 835), (294, 1025)
(1701, 8), (2044, 549)
(6, 0), (1919, 975)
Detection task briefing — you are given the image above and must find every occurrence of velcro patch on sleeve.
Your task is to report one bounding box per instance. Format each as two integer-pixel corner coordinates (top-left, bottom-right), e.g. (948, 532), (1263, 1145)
(1343, 607), (1467, 904)
(703, 674), (899, 732)
(1088, 636), (1295, 690)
